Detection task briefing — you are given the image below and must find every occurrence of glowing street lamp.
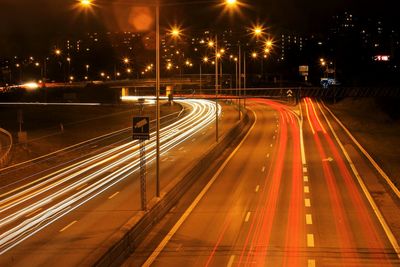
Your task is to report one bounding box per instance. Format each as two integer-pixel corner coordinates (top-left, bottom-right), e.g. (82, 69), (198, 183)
(252, 25), (264, 38)
(80, 0), (92, 7)
(251, 52), (258, 59)
(225, 0), (237, 7)
(265, 39), (273, 48)
(123, 57), (130, 64)
(55, 49), (61, 56)
(169, 26), (182, 39)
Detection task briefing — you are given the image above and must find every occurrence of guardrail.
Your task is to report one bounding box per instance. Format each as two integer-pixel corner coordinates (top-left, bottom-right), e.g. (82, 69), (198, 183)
(84, 108), (254, 267)
(0, 128), (13, 168)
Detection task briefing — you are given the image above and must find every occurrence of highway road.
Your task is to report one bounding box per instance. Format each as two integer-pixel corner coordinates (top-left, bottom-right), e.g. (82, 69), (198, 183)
(0, 99), (239, 266)
(127, 98), (400, 266)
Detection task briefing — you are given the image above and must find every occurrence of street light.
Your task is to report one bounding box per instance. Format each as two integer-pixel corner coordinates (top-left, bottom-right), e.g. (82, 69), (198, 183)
(79, 0), (92, 7)
(169, 26), (182, 39)
(251, 25), (265, 38)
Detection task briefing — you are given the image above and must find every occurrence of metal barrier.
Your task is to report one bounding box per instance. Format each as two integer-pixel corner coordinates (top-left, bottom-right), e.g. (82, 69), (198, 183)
(0, 128), (13, 168)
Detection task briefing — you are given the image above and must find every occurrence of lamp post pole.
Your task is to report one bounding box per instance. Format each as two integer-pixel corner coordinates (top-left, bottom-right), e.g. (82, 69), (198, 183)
(155, 1), (161, 198)
(199, 63), (202, 94)
(215, 34), (219, 142)
(238, 44), (241, 120)
(243, 51), (246, 108)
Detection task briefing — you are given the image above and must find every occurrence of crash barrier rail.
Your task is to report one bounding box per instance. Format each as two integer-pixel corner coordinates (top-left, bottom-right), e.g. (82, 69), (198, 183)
(85, 107), (254, 267)
(0, 128), (12, 168)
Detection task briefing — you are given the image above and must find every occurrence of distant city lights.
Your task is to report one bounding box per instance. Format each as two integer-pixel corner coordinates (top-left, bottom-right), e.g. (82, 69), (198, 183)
(374, 55), (390, 62)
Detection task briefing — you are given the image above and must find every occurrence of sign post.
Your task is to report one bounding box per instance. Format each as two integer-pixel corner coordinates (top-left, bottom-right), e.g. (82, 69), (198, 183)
(133, 116), (150, 211)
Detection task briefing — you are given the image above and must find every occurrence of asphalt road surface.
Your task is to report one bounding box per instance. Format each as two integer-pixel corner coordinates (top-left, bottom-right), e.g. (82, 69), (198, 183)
(126, 98), (399, 267)
(0, 99), (239, 266)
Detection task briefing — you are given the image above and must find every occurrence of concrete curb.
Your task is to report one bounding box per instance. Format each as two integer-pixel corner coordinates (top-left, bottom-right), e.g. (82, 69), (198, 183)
(83, 110), (254, 267)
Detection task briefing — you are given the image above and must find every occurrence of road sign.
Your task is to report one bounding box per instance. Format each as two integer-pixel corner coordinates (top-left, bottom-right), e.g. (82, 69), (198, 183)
(286, 89), (293, 97)
(133, 116), (150, 140)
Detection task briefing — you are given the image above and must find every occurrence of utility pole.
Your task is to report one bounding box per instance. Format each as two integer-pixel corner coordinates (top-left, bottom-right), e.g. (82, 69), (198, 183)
(215, 34), (219, 142)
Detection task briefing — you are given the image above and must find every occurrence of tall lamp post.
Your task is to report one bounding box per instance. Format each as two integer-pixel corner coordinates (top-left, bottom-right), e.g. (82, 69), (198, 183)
(77, 0), (240, 200)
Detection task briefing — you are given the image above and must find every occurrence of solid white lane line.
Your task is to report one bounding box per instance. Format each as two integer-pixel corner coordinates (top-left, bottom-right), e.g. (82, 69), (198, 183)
(307, 234), (315, 247)
(25, 208), (42, 218)
(306, 214), (313, 225)
(304, 186), (310, 193)
(304, 176), (309, 182)
(142, 110), (258, 267)
(255, 185), (260, 192)
(323, 103), (400, 199)
(227, 255), (235, 267)
(245, 212), (251, 222)
(308, 259), (316, 267)
(305, 199), (311, 207)
(108, 191), (120, 200)
(318, 101), (400, 259)
(60, 220), (77, 232)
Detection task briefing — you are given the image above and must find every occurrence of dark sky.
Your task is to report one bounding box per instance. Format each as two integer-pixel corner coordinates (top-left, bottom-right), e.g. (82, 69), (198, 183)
(0, 0), (398, 55)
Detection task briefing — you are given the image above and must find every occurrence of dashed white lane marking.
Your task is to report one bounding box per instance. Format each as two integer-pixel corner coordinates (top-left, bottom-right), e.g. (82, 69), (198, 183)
(192, 138), (196, 142)
(270, 144), (273, 147)
(245, 212), (251, 222)
(304, 176), (309, 182)
(261, 166), (265, 172)
(266, 153), (270, 158)
(227, 255), (235, 267)
(307, 234), (315, 247)
(306, 214), (313, 225)
(179, 147), (184, 151)
(308, 259), (316, 267)
(303, 167), (308, 173)
(304, 186), (310, 193)
(255, 185), (260, 192)
(273, 135), (276, 139)
(60, 220), (77, 232)
(202, 131), (206, 135)
(142, 110), (259, 267)
(305, 198), (311, 207)
(162, 157), (169, 162)
(108, 191), (120, 199)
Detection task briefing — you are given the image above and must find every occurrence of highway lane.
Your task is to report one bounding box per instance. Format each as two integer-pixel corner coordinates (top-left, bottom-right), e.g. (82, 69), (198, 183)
(302, 98), (399, 266)
(127, 99), (310, 266)
(0, 99), (239, 266)
(127, 98), (399, 267)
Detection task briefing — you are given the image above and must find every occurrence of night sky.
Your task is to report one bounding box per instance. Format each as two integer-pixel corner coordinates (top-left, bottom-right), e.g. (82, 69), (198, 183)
(0, 0), (398, 55)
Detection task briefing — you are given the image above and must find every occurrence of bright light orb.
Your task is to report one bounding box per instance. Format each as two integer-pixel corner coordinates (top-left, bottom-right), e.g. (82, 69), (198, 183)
(170, 27), (182, 38)
(80, 0), (92, 7)
(225, 0), (237, 6)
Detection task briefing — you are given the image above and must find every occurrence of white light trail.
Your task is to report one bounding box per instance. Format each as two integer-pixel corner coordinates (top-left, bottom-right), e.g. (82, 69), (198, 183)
(0, 99), (219, 254)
